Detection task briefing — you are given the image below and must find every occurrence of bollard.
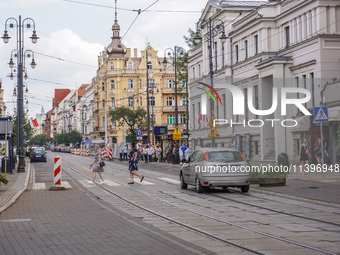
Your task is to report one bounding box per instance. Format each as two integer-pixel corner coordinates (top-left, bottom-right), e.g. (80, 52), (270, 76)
(54, 156), (62, 186)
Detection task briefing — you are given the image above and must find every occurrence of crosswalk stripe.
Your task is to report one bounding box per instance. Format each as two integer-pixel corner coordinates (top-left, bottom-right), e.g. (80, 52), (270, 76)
(104, 180), (121, 187)
(79, 180), (94, 187)
(158, 177), (180, 185)
(32, 183), (46, 190)
(135, 179), (154, 185)
(61, 181), (72, 189)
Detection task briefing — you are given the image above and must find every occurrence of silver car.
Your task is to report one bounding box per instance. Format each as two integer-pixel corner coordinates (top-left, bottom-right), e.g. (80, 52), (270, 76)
(180, 148), (250, 193)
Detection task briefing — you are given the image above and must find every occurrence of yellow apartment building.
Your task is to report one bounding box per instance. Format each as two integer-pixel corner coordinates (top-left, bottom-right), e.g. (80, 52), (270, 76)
(93, 11), (187, 145)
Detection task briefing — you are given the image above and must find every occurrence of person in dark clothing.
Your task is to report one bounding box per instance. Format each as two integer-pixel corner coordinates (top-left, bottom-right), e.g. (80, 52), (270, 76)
(128, 142), (144, 184)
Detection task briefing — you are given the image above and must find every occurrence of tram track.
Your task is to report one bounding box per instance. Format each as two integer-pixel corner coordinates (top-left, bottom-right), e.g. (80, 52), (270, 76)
(63, 161), (338, 255)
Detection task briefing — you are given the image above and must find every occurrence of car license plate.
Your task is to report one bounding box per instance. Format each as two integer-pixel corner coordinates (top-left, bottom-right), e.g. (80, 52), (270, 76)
(36, 156), (41, 158)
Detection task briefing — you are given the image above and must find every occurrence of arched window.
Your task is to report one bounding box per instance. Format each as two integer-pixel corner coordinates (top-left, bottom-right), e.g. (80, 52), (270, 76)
(166, 80), (174, 88)
(111, 98), (115, 108)
(110, 62), (114, 70)
(101, 82), (105, 91)
(111, 80), (115, 89)
(102, 100), (105, 109)
(149, 96), (155, 106)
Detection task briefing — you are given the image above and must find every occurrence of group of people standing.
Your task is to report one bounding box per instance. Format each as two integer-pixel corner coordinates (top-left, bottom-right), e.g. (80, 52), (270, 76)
(299, 136), (330, 172)
(165, 142), (190, 164)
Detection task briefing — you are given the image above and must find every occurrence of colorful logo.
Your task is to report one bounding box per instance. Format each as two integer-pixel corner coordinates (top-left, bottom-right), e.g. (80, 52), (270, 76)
(197, 82), (222, 106)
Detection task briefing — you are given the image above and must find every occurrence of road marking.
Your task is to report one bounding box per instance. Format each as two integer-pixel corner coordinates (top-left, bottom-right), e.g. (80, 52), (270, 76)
(104, 180), (121, 187)
(158, 177), (180, 185)
(61, 181), (72, 189)
(32, 183), (46, 190)
(79, 180), (94, 187)
(135, 179), (154, 185)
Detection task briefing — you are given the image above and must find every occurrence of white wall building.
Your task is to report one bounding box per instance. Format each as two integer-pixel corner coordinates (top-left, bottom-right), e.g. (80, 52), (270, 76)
(188, 0), (340, 163)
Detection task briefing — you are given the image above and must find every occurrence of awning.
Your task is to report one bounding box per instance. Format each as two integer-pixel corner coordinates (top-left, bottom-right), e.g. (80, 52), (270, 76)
(328, 106), (340, 121)
(290, 115), (311, 132)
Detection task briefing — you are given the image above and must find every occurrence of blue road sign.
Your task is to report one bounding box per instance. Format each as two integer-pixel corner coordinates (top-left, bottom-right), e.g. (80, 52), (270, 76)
(314, 107), (328, 122)
(136, 129), (142, 138)
(82, 139), (87, 144)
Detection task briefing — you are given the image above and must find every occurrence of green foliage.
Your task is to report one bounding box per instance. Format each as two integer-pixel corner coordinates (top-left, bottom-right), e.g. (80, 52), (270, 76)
(183, 28), (202, 49)
(109, 106), (148, 143)
(0, 174), (8, 185)
(29, 134), (47, 146)
(54, 130), (81, 145)
(12, 113), (33, 146)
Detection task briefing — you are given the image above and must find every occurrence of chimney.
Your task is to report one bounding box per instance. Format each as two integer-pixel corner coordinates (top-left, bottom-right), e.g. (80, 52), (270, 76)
(134, 48), (138, 58)
(126, 48), (131, 58)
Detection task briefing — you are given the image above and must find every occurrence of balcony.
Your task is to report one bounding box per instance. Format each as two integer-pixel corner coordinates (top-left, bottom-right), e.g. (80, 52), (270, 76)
(162, 106), (187, 113)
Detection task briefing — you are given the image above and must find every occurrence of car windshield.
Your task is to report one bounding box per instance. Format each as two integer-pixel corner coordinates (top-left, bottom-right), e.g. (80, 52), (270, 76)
(34, 150), (45, 155)
(208, 151), (243, 162)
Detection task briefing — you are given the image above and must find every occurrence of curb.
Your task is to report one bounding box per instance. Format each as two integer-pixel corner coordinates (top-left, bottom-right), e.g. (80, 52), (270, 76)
(0, 161), (31, 214)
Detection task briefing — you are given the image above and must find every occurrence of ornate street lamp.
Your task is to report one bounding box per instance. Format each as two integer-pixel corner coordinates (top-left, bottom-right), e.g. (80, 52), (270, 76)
(162, 46), (187, 164)
(2, 16), (39, 172)
(193, 18), (227, 147)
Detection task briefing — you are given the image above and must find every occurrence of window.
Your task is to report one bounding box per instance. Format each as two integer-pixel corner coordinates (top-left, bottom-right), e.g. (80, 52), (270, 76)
(111, 80), (115, 89)
(222, 41), (225, 67)
(112, 121), (116, 129)
(235, 45), (239, 63)
(128, 97), (134, 107)
(111, 98), (115, 108)
(214, 41), (218, 71)
(244, 40), (248, 59)
(102, 117), (105, 127)
(149, 96), (155, 106)
(166, 80), (174, 88)
(101, 82), (105, 91)
(167, 62), (171, 70)
(222, 94), (226, 119)
(254, 35), (258, 55)
(244, 88), (248, 121)
(148, 79), (155, 88)
(285, 26), (290, 48)
(180, 114), (187, 124)
(151, 114), (156, 123)
(147, 62), (152, 70)
(140, 97), (142, 106)
(128, 62), (132, 70)
(102, 100), (105, 109)
(110, 62), (114, 70)
(167, 97), (175, 106)
(192, 67), (195, 79)
(180, 96), (187, 106)
(198, 64), (201, 78)
(128, 79), (133, 89)
(139, 79), (142, 89)
(254, 85), (259, 119)
(179, 80), (186, 89)
(167, 114), (175, 125)
(192, 104), (195, 129)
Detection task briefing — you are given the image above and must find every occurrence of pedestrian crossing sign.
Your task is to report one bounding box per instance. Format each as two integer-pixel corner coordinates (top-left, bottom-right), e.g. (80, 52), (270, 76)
(314, 107), (328, 123)
(208, 127), (220, 138)
(173, 126), (181, 140)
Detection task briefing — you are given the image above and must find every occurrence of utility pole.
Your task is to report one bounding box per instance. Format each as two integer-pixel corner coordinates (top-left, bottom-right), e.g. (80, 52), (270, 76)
(123, 89), (126, 143)
(105, 101), (108, 144)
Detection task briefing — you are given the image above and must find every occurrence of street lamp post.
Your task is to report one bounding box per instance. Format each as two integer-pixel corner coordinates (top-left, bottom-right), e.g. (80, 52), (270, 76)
(2, 15), (39, 172)
(194, 17), (227, 147)
(162, 46), (188, 164)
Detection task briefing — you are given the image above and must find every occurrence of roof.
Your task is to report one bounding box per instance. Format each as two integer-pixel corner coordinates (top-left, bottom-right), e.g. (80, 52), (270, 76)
(220, 1), (267, 7)
(72, 84), (89, 99)
(53, 89), (71, 107)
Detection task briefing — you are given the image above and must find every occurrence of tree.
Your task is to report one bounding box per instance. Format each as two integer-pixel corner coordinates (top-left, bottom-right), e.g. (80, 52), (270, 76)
(54, 130), (81, 145)
(183, 27), (202, 49)
(12, 112), (33, 146)
(109, 106), (148, 143)
(28, 134), (47, 146)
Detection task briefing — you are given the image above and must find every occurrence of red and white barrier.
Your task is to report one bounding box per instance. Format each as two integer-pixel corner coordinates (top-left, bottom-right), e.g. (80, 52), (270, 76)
(54, 157), (62, 186)
(101, 148), (106, 159)
(85, 149), (89, 156)
(108, 149), (112, 160)
(76, 149), (80, 155)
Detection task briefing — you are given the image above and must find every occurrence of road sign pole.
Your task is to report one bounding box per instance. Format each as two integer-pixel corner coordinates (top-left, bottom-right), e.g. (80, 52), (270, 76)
(320, 122), (324, 164)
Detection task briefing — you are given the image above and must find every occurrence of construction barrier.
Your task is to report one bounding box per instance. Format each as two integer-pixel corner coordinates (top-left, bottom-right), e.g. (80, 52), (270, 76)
(108, 149), (112, 160)
(85, 149), (89, 156)
(54, 157), (62, 186)
(101, 148), (106, 159)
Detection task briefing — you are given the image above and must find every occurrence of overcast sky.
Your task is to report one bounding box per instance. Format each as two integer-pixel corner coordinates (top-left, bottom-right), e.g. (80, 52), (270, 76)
(0, 0), (209, 118)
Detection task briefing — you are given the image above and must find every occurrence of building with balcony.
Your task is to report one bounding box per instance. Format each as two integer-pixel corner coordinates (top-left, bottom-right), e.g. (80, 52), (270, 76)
(188, 0), (340, 163)
(93, 5), (184, 145)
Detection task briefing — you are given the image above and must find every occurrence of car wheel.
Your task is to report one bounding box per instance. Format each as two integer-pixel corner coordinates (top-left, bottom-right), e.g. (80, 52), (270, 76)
(241, 185), (249, 193)
(196, 178), (204, 193)
(44, 159), (47, 162)
(180, 172), (187, 189)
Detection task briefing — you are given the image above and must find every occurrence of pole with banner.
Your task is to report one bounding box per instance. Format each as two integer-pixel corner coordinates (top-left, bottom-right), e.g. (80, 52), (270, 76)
(314, 106), (328, 164)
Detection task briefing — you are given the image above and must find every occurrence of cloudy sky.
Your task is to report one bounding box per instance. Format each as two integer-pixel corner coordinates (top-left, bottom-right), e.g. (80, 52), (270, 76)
(0, 0), (208, 118)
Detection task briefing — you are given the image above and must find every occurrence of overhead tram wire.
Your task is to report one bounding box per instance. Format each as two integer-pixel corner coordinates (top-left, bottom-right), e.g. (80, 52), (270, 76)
(27, 77), (78, 88)
(34, 52), (97, 68)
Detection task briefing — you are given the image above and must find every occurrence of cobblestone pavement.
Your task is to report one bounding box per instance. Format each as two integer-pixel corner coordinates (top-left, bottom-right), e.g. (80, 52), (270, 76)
(0, 161), (214, 255)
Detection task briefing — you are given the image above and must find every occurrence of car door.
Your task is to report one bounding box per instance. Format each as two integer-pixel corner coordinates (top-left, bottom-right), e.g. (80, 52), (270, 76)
(190, 150), (204, 183)
(182, 151), (196, 185)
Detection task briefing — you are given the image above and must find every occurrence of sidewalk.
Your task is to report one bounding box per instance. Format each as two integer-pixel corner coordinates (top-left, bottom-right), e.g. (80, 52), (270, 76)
(0, 161), (30, 214)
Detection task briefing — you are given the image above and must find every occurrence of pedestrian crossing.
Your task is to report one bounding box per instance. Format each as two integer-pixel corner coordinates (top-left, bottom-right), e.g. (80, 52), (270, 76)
(32, 177), (180, 190)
